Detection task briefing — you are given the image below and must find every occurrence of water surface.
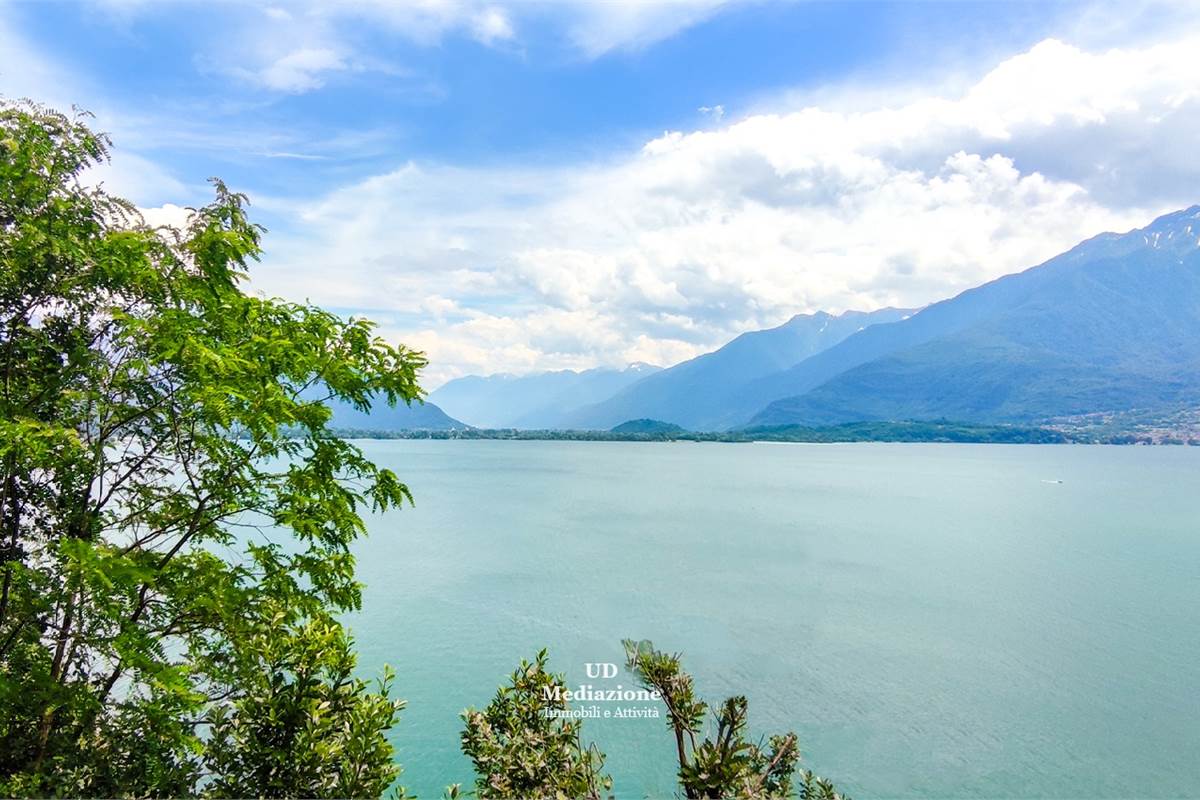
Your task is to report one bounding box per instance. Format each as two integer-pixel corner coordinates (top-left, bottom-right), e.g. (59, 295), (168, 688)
(346, 441), (1200, 798)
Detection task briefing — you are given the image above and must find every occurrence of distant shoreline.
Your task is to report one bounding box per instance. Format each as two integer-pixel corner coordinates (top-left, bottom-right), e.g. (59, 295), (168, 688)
(326, 420), (1198, 445)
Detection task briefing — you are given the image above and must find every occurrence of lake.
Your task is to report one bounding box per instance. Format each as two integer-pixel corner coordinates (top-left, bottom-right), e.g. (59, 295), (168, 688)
(344, 440), (1200, 798)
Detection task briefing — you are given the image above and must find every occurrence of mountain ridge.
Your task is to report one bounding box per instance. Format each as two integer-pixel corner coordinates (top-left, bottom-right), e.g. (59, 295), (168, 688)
(325, 396), (468, 431)
(560, 306), (915, 430)
(747, 205), (1200, 427)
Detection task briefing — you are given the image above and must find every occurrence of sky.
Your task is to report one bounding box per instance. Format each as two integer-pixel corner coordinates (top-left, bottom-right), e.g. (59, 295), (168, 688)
(3, 0), (1200, 387)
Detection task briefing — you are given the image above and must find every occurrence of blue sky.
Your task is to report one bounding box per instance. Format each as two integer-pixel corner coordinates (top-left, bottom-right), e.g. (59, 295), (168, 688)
(7, 1), (1076, 194)
(3, 1), (1199, 385)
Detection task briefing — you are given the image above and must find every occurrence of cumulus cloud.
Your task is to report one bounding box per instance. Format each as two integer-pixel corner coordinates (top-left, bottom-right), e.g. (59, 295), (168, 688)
(251, 32), (1200, 386)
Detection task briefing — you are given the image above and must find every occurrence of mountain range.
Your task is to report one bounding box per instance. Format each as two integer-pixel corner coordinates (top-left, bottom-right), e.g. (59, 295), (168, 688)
(429, 363), (660, 428)
(749, 206), (1200, 427)
(560, 308), (914, 430)
(343, 206), (1200, 434)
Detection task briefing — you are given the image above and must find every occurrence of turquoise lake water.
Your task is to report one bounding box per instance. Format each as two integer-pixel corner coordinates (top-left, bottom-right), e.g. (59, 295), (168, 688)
(344, 441), (1200, 798)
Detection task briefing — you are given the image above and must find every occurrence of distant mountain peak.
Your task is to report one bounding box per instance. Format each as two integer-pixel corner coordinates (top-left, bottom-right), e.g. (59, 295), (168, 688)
(784, 307), (912, 327)
(1136, 204), (1200, 254)
(782, 311), (827, 326)
(1145, 204), (1200, 228)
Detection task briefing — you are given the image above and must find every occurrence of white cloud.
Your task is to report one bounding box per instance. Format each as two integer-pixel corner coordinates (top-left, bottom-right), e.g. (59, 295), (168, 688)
(200, 6), (408, 96)
(310, 0), (728, 54)
(313, 0), (503, 45)
(470, 6), (515, 45)
(249, 47), (347, 93)
(210, 0), (735, 89)
(139, 203), (194, 230)
(379, 308), (701, 388)
(562, 0), (738, 58)
(251, 32), (1200, 385)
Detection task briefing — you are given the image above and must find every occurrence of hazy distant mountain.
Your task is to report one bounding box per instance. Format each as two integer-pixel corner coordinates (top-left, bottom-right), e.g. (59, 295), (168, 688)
(563, 308), (913, 430)
(325, 396), (467, 431)
(294, 384), (467, 431)
(429, 364), (660, 428)
(747, 206), (1200, 427)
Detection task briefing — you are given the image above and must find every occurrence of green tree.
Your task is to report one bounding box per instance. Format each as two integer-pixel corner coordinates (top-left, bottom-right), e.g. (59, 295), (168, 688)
(623, 640), (849, 800)
(0, 100), (421, 796)
(461, 649), (611, 799)
(203, 612), (404, 799)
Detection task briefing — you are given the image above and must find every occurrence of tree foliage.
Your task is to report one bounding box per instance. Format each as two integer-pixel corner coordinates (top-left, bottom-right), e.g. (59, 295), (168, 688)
(202, 612), (405, 799)
(622, 640), (849, 800)
(461, 649), (612, 800)
(0, 100), (423, 797)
